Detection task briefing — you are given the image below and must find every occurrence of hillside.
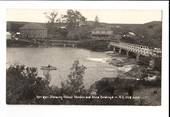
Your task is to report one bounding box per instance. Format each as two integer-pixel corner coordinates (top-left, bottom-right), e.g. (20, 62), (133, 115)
(143, 21), (162, 48)
(118, 21), (162, 48)
(7, 21), (162, 48)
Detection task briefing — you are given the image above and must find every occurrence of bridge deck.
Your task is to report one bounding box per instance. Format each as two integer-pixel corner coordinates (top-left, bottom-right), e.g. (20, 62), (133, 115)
(110, 42), (161, 57)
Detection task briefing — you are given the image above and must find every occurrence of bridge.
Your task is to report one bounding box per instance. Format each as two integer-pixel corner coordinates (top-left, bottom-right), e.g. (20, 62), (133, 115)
(109, 42), (162, 68)
(7, 39), (79, 48)
(109, 42), (161, 57)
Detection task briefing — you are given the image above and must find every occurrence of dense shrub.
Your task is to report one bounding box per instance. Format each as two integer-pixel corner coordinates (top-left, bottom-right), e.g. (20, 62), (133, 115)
(6, 61), (87, 104)
(6, 65), (51, 104)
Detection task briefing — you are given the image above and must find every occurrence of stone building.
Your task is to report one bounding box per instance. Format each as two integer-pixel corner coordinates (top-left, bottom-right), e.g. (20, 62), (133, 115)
(20, 23), (47, 39)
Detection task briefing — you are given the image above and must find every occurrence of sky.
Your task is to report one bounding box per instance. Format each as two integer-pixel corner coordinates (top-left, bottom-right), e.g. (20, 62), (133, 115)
(7, 9), (162, 24)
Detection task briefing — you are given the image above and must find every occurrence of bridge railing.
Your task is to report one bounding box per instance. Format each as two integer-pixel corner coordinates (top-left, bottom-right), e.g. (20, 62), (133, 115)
(110, 42), (161, 57)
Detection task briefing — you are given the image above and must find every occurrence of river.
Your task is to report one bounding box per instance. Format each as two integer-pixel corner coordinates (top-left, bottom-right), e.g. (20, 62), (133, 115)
(7, 47), (125, 88)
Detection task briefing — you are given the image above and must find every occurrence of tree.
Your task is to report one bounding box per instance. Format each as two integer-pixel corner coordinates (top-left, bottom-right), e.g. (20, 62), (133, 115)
(6, 65), (51, 104)
(61, 60), (87, 96)
(44, 10), (61, 36)
(62, 10), (86, 30)
(94, 15), (99, 27)
(44, 10), (60, 24)
(66, 26), (91, 40)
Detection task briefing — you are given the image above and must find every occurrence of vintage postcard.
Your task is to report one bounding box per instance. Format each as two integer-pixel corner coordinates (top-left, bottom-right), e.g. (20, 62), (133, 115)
(6, 8), (162, 105)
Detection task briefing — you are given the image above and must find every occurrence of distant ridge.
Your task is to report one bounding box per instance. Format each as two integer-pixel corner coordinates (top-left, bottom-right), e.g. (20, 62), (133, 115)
(7, 20), (161, 32)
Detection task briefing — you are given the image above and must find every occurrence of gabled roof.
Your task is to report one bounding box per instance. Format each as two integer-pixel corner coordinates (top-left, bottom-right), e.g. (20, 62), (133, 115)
(20, 23), (47, 30)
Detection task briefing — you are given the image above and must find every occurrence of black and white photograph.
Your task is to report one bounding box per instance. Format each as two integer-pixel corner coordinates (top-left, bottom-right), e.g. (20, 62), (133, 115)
(6, 8), (163, 105)
(6, 8), (162, 106)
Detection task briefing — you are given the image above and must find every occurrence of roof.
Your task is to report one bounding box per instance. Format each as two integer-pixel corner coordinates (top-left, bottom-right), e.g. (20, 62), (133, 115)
(20, 23), (47, 30)
(92, 27), (113, 31)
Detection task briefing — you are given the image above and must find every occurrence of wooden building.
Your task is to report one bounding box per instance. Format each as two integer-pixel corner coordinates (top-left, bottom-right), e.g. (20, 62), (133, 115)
(20, 23), (47, 40)
(91, 27), (113, 40)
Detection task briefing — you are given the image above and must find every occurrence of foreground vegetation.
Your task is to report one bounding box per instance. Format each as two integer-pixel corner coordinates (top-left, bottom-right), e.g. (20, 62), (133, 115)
(7, 61), (161, 105)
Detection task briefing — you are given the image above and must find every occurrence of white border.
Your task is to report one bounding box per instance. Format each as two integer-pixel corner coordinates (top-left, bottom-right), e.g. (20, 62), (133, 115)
(0, 1), (169, 117)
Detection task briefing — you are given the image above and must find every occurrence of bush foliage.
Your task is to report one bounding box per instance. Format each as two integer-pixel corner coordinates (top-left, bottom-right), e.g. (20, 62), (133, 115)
(6, 61), (160, 105)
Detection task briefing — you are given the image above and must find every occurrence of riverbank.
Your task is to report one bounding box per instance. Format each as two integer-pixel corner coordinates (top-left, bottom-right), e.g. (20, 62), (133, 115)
(7, 39), (110, 52)
(88, 52), (161, 105)
(78, 40), (110, 52)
